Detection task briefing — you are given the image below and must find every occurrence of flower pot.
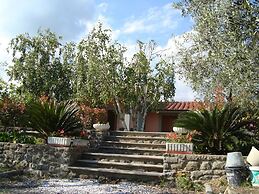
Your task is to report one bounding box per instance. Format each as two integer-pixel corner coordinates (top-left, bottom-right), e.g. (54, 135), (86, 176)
(173, 127), (189, 134)
(72, 139), (89, 147)
(93, 123), (110, 131)
(247, 147), (259, 166)
(225, 152), (245, 168)
(47, 137), (72, 147)
(249, 166), (259, 187)
(166, 142), (193, 154)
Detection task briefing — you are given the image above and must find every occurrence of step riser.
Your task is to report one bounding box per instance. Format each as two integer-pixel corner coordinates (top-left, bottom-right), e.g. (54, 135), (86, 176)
(102, 142), (165, 149)
(75, 162), (163, 172)
(97, 148), (165, 156)
(110, 131), (168, 137)
(70, 168), (163, 181)
(82, 154), (163, 164)
(105, 138), (166, 144)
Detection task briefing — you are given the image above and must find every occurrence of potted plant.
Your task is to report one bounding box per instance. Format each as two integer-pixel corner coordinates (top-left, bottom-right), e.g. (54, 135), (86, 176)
(47, 128), (73, 147)
(72, 129), (90, 147)
(165, 132), (195, 154)
(26, 99), (82, 146)
(92, 108), (110, 131)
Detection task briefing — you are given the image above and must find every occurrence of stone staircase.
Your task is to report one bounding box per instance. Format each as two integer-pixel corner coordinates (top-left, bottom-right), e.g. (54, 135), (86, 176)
(69, 131), (168, 181)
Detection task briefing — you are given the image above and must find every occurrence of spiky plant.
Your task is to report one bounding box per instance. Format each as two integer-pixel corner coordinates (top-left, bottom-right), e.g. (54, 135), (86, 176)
(174, 103), (257, 154)
(26, 100), (82, 138)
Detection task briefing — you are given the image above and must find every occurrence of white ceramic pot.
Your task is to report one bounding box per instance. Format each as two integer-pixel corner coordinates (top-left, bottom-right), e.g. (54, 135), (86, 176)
(166, 142), (193, 154)
(47, 137), (72, 147)
(173, 127), (189, 134)
(93, 123), (110, 131)
(247, 147), (259, 166)
(72, 139), (89, 147)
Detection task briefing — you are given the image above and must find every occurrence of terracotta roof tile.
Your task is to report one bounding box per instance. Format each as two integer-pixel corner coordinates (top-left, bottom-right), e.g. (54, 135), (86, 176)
(163, 101), (200, 111)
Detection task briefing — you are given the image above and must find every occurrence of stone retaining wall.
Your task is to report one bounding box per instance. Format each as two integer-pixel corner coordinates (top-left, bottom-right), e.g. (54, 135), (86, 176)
(163, 154), (226, 181)
(0, 131), (108, 178)
(0, 142), (88, 178)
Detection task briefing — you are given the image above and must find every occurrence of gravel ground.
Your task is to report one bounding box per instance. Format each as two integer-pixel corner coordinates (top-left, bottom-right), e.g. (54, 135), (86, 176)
(0, 178), (177, 194)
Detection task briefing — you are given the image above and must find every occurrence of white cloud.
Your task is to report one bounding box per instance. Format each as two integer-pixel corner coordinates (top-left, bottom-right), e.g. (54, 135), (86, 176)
(122, 3), (181, 34)
(0, 0), (96, 41)
(160, 32), (197, 101)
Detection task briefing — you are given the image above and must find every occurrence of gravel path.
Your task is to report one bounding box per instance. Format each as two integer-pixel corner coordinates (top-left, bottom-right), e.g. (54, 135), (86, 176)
(0, 179), (176, 194)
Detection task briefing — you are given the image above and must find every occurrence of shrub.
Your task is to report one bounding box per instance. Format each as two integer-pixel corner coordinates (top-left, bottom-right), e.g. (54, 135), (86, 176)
(0, 98), (26, 127)
(25, 100), (82, 138)
(0, 131), (36, 144)
(77, 105), (108, 129)
(92, 108), (108, 123)
(174, 102), (258, 155)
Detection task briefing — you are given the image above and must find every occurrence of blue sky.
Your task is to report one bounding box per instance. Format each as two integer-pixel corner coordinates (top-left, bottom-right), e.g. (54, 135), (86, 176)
(0, 0), (196, 101)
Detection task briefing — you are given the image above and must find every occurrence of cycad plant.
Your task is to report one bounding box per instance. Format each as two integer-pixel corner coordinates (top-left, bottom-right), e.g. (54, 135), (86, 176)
(26, 100), (82, 138)
(174, 103), (257, 154)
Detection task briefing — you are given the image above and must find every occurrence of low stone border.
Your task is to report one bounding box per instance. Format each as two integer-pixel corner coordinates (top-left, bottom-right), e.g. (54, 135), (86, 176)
(0, 169), (24, 178)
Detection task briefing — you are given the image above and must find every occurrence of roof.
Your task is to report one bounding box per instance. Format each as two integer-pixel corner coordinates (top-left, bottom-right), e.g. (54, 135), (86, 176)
(162, 101), (201, 111)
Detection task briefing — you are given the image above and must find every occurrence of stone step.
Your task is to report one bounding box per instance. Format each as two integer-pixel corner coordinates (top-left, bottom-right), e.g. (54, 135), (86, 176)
(102, 141), (166, 149)
(106, 135), (166, 142)
(75, 159), (163, 172)
(68, 166), (164, 180)
(82, 153), (163, 164)
(98, 146), (165, 155)
(110, 131), (168, 137)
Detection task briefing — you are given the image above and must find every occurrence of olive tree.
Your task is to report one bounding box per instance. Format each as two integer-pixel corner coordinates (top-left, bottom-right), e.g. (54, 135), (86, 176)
(174, 0), (258, 108)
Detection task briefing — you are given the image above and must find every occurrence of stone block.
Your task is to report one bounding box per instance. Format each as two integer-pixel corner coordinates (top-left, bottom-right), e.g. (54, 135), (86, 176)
(212, 161), (225, 170)
(163, 162), (169, 169)
(164, 157), (178, 163)
(185, 161), (200, 171)
(190, 171), (203, 180)
(200, 161), (211, 170)
(170, 163), (183, 169)
(213, 170), (225, 175)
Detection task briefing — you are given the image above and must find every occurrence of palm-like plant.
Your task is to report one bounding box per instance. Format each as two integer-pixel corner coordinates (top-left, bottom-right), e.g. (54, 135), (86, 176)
(26, 100), (82, 138)
(174, 103), (257, 154)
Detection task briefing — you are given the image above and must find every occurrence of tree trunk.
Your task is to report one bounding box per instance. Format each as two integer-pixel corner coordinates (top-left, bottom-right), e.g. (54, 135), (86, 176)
(114, 97), (127, 130)
(136, 108), (147, 131)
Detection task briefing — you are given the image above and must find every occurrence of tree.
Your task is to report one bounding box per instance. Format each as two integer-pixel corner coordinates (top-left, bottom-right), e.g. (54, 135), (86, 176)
(75, 24), (175, 131)
(7, 29), (76, 101)
(75, 23), (128, 129)
(125, 41), (175, 130)
(174, 0), (258, 108)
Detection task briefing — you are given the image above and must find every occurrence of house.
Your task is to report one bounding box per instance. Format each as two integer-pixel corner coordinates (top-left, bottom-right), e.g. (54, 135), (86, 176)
(108, 101), (201, 132)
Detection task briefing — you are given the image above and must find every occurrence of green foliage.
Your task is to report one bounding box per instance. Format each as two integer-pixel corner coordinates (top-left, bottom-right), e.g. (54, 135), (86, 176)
(0, 98), (26, 127)
(25, 100), (82, 138)
(75, 22), (126, 106)
(175, 103), (258, 154)
(174, 0), (258, 108)
(175, 173), (204, 191)
(7, 29), (76, 101)
(125, 40), (175, 130)
(0, 131), (36, 144)
(75, 23), (175, 130)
